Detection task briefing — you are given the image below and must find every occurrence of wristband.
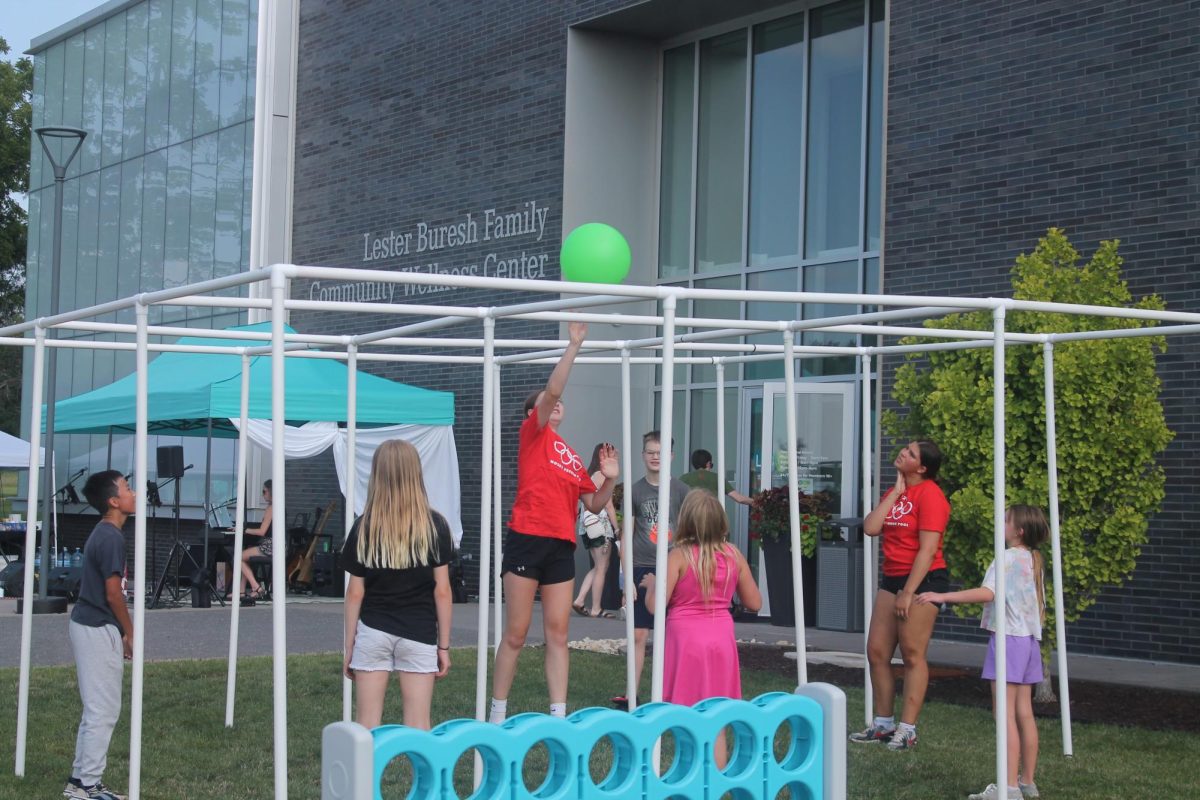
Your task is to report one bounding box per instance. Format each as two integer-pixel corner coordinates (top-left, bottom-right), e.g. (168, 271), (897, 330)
(437, 645), (450, 651)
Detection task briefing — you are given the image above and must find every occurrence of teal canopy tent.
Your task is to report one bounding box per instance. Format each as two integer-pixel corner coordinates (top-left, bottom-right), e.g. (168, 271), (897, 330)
(48, 322), (454, 435)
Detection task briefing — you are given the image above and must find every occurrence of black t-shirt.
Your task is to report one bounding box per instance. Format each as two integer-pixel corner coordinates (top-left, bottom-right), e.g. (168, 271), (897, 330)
(341, 511), (453, 645)
(70, 520), (127, 633)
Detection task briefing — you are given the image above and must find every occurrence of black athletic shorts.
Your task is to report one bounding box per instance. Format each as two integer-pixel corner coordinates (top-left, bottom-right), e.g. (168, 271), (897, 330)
(501, 529), (576, 586)
(880, 567), (951, 596)
(632, 566), (655, 629)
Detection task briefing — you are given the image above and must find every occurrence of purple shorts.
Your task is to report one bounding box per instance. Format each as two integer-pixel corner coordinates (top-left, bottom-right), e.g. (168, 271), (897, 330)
(982, 633), (1043, 684)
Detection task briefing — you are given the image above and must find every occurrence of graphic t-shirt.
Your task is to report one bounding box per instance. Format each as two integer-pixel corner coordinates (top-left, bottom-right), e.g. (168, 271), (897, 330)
(508, 414), (597, 542)
(981, 547), (1043, 639)
(631, 477), (692, 567)
(71, 520), (127, 633)
(341, 512), (454, 645)
(880, 479), (950, 576)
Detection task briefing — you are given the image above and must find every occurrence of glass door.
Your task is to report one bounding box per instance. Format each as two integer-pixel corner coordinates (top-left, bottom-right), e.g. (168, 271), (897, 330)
(757, 381), (856, 616)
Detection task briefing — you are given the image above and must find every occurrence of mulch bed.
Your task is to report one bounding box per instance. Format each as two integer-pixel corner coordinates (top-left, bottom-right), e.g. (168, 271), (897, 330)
(737, 643), (1197, 733)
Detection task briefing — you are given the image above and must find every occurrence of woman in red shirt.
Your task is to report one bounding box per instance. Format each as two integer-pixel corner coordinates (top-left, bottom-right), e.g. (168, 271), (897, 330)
(489, 321), (619, 722)
(852, 439), (951, 751)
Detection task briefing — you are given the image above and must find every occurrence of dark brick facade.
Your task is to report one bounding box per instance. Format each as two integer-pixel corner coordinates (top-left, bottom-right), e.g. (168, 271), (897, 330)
(885, 1), (1200, 663)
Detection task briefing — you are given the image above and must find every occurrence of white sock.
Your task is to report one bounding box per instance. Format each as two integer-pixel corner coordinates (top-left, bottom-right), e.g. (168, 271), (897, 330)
(488, 698), (507, 724)
(874, 715), (895, 729)
(549, 702), (566, 718)
(897, 721), (916, 734)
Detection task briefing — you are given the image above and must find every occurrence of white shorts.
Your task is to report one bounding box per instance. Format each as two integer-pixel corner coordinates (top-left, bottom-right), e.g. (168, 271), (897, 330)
(349, 620), (437, 674)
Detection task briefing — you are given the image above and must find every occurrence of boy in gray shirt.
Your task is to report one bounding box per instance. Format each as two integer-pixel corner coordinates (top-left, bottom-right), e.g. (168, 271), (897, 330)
(64, 470), (135, 800)
(612, 431), (690, 710)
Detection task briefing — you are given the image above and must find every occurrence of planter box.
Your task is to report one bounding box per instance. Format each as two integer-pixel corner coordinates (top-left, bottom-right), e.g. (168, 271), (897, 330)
(760, 538), (816, 628)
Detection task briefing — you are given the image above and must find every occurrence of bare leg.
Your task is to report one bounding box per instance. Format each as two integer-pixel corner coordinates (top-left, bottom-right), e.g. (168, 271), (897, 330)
(398, 671), (437, 731)
(865, 591), (900, 718)
(573, 555), (595, 609)
(633, 628), (650, 696)
(896, 600), (939, 725)
(491, 572), (537, 702)
(239, 547), (262, 595)
(714, 730), (729, 770)
(353, 671), (390, 730)
(540, 580), (573, 705)
(588, 544), (610, 615)
(1014, 683), (1038, 785)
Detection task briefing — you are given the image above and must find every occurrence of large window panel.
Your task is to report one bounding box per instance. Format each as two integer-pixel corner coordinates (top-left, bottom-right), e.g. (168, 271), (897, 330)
(689, 386), (739, 498)
(80, 27), (104, 175)
(146, 0), (173, 153)
(220, 0), (251, 127)
(62, 34), (85, 179)
(94, 165), (122, 321)
(123, 3), (149, 161)
(30, 54), (46, 190)
(692, 275), (740, 384)
(188, 132), (219, 315)
(654, 390), (688, 477)
(163, 140), (193, 322)
(865, 0), (884, 252)
(169, 0), (197, 145)
(749, 15), (804, 266)
(214, 125), (246, 280)
(193, 0), (222, 137)
(744, 268), (797, 381)
(116, 157), (145, 323)
(804, 0), (864, 259)
(801, 260), (857, 377)
(695, 30), (746, 273)
(101, 14), (126, 167)
(75, 172), (101, 314)
(60, 179), (81, 312)
(658, 44), (694, 279)
(141, 150), (168, 322)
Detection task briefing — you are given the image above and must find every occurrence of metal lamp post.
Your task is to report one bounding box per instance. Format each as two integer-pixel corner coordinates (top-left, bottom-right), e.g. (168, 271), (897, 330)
(33, 126), (86, 603)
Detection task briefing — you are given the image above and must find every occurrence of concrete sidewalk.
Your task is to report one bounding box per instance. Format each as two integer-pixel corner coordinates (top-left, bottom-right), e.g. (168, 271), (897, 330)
(2, 596), (1196, 693)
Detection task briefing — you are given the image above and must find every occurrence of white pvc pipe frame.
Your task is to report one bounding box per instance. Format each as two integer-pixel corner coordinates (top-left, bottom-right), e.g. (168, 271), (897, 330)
(10, 266), (1192, 797)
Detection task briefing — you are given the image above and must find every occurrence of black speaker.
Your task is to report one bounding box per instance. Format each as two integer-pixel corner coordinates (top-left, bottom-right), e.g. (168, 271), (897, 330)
(48, 566), (83, 601)
(1, 561), (23, 596)
(157, 445), (185, 479)
(313, 552), (344, 597)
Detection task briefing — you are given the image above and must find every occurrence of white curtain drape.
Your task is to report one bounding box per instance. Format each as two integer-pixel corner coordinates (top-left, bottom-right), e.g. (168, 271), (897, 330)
(231, 420), (463, 544)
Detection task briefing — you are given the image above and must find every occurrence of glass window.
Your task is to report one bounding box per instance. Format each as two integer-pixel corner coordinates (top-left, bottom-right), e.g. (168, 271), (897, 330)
(744, 268), (797, 381)
(146, 0), (173, 153)
(102, 14), (126, 167)
(802, 260), (857, 376)
(169, 0), (197, 145)
(220, 0), (251, 127)
(654, 290), (689, 387)
(246, 0), (258, 114)
(30, 54), (46, 190)
(749, 15), (804, 266)
(214, 125), (246, 279)
(62, 34), (86, 178)
(692, 275), (740, 384)
(695, 30), (746, 273)
(80, 27), (104, 175)
(242, 122), (254, 269)
(658, 45), (694, 279)
(95, 165), (122, 321)
(804, 0), (864, 259)
(75, 173), (101, 314)
(141, 150), (168, 322)
(116, 157), (145, 323)
(188, 132), (219, 303)
(193, 0), (222, 137)
(865, 0), (884, 252)
(61, 179), (81, 312)
(653, 390), (688, 477)
(163, 140), (193, 321)
(124, 3), (149, 160)
(689, 386), (739, 495)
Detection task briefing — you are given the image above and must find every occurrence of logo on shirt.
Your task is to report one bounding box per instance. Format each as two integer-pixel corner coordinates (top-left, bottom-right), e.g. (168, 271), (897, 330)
(886, 497), (913, 522)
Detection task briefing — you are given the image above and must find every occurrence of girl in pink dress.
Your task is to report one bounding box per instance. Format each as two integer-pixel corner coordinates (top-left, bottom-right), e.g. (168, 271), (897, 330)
(641, 490), (762, 768)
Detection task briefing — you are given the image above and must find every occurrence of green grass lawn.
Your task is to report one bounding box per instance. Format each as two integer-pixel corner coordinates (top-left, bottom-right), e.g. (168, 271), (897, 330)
(1, 648), (1194, 799)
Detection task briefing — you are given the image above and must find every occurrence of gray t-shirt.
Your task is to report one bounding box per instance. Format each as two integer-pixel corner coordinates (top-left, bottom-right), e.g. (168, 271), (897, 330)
(631, 476), (692, 567)
(70, 520), (127, 633)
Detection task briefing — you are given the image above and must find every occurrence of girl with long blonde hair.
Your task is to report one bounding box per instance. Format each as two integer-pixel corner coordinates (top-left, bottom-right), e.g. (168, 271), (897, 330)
(342, 439), (454, 730)
(641, 490), (761, 768)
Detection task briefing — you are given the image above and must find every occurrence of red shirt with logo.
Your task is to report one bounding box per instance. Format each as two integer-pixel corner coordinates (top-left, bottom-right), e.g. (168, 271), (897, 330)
(508, 414), (597, 543)
(880, 479), (951, 576)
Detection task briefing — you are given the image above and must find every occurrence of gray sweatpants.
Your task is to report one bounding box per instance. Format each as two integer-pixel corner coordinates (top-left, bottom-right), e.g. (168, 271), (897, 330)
(69, 620), (124, 786)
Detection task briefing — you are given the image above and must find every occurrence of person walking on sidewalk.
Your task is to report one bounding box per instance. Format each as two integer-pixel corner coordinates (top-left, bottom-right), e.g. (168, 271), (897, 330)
(63, 471), (136, 800)
(917, 505), (1048, 800)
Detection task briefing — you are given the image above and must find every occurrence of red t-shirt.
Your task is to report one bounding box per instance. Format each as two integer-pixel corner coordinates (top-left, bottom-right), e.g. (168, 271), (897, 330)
(508, 414), (597, 543)
(880, 479), (950, 577)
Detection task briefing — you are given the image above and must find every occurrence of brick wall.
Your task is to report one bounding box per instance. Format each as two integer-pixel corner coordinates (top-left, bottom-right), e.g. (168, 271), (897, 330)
(885, 0), (1200, 662)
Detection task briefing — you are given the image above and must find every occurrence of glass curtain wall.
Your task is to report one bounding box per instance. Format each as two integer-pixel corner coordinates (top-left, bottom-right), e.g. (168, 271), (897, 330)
(655, 0), (884, 487)
(24, 0), (257, 513)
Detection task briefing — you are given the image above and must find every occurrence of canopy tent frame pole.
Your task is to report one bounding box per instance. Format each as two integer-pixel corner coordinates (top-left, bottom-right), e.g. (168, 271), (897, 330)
(14, 326), (45, 777)
(344, 343), (358, 722)
(620, 347), (636, 706)
(1043, 341), (1073, 756)
(474, 318), (496, 722)
(992, 306), (1009, 796)
(129, 303), (150, 800)
(650, 296), (677, 706)
(861, 350), (874, 725)
(715, 360), (727, 539)
(782, 329), (808, 685)
(204, 417), (213, 583)
(225, 353), (252, 728)
(492, 366), (503, 654)
(269, 272), (289, 800)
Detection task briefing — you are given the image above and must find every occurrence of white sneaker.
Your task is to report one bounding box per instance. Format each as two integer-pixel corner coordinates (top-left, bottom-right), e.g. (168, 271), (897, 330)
(1019, 780), (1040, 798)
(968, 784), (1021, 800)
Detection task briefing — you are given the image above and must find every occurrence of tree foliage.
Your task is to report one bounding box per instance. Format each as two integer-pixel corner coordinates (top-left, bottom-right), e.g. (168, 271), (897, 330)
(0, 36), (32, 435)
(883, 228), (1173, 644)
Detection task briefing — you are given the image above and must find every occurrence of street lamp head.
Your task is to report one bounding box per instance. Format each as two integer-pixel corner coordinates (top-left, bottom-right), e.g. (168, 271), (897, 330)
(34, 126), (87, 177)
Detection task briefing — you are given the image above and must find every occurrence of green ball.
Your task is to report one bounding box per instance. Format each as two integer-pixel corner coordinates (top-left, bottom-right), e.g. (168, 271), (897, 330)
(560, 223), (631, 284)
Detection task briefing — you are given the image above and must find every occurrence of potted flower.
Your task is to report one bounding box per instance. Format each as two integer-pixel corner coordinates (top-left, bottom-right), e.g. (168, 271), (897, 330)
(750, 486), (831, 627)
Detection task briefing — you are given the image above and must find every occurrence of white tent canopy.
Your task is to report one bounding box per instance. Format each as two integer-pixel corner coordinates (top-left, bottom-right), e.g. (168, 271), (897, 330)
(7, 263), (1196, 800)
(0, 430), (44, 469)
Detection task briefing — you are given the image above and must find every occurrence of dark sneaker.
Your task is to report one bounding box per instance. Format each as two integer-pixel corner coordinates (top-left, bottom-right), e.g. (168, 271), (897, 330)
(62, 779), (88, 800)
(848, 723), (895, 744)
(85, 782), (127, 800)
(886, 727), (918, 751)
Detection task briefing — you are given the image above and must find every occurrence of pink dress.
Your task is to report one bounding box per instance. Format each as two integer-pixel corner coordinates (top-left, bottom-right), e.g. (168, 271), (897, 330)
(663, 545), (741, 706)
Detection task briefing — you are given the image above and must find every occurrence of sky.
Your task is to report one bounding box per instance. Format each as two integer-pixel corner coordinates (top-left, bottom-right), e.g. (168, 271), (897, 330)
(2, 0), (106, 62)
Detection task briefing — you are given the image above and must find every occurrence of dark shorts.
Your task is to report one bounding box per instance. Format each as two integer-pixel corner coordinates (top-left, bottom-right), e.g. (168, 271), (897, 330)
(633, 566), (655, 629)
(880, 568), (950, 596)
(501, 529), (575, 586)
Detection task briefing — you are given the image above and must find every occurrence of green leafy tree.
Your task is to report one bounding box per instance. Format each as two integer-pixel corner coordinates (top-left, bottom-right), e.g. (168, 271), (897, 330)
(884, 229), (1173, 676)
(0, 37), (32, 435)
